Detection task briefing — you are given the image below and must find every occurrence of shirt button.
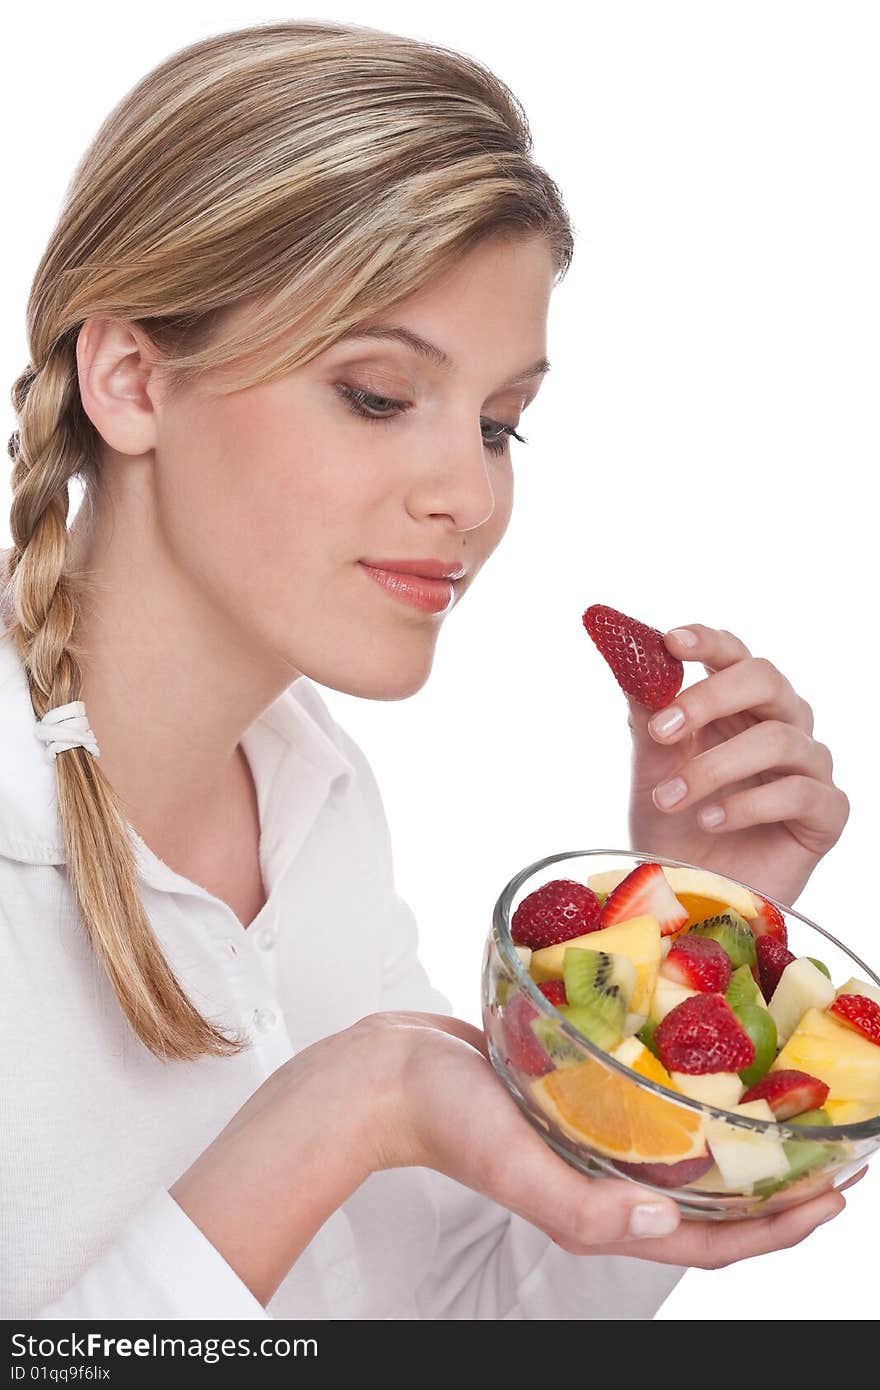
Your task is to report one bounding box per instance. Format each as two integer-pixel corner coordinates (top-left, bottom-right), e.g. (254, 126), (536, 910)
(255, 925), (277, 951)
(252, 1006), (278, 1034)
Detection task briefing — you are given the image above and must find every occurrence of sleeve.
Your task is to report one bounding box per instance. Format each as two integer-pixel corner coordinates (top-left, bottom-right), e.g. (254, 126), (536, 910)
(36, 1188), (271, 1321)
(380, 890), (688, 1321)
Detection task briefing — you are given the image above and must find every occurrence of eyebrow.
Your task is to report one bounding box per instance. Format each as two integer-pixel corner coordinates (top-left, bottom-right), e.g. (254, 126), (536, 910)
(332, 324), (551, 390)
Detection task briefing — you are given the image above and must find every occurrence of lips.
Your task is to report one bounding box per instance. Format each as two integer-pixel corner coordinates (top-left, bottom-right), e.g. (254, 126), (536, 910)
(360, 558), (467, 582)
(358, 562), (458, 614)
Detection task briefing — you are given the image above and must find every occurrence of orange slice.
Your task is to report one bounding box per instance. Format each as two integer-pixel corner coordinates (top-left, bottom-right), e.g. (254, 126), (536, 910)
(531, 1048), (707, 1163)
(675, 892), (740, 929)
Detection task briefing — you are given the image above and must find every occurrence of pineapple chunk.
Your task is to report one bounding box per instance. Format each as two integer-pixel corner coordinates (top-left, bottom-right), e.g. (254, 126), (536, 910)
(835, 976), (880, 1009)
(530, 915), (661, 1015)
(768, 957), (835, 1048)
(772, 1007), (880, 1105)
(669, 1071), (744, 1111)
(513, 945), (532, 969)
(705, 1098), (789, 1189)
(824, 1098), (880, 1125)
(649, 976), (699, 1023)
(587, 869), (630, 895)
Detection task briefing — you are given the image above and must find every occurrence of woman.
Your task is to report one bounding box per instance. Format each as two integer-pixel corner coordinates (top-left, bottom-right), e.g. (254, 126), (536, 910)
(0, 20), (853, 1320)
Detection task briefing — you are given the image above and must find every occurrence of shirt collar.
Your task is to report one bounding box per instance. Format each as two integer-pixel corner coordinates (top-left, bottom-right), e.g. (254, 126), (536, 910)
(0, 624), (356, 879)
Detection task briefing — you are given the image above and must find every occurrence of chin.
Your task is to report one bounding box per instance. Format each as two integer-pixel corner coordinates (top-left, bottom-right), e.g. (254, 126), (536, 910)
(303, 650), (436, 703)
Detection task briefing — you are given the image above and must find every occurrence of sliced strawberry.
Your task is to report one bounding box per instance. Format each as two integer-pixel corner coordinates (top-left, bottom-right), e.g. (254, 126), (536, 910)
(741, 1069), (830, 1119)
(511, 878), (602, 951)
(501, 993), (553, 1076)
(600, 862), (689, 937)
(751, 896), (788, 946)
(581, 604), (684, 712)
(755, 934), (796, 1003)
(654, 992), (755, 1075)
(828, 994), (880, 1047)
(660, 934), (732, 993)
(537, 979), (568, 1007)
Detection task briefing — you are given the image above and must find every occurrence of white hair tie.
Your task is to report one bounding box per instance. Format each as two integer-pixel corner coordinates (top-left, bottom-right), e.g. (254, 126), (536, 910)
(34, 700), (101, 762)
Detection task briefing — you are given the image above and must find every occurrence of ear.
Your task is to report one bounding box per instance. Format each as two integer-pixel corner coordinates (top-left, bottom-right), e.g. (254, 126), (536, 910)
(76, 316), (162, 458)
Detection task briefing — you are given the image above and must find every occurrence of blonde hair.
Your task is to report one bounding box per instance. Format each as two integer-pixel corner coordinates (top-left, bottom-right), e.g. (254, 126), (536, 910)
(2, 19), (575, 1062)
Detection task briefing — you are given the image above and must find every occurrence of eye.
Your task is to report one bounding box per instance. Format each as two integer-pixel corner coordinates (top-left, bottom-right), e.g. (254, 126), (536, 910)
(336, 385), (528, 457)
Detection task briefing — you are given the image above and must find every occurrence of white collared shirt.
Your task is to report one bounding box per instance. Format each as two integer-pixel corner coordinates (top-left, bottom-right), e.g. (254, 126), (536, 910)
(0, 625), (684, 1320)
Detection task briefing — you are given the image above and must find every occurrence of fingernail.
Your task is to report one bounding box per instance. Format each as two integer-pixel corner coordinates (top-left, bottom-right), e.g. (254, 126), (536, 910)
(668, 627), (697, 648)
(650, 706), (685, 738)
(655, 776), (687, 808)
(700, 805), (726, 828)
(628, 1202), (680, 1238)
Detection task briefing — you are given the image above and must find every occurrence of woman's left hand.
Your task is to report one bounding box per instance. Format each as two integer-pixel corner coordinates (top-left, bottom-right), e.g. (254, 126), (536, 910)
(626, 624), (850, 906)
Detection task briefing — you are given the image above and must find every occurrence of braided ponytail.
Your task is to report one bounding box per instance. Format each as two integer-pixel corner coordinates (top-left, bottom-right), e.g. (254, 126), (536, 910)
(3, 347), (250, 1062)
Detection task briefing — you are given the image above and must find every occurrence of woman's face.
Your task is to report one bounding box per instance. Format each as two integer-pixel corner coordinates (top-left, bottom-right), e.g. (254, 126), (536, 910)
(145, 231), (556, 700)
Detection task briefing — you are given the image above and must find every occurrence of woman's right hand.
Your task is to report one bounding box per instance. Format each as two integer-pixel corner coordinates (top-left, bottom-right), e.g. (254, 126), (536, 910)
(170, 1010), (857, 1308)
(353, 1010), (856, 1266)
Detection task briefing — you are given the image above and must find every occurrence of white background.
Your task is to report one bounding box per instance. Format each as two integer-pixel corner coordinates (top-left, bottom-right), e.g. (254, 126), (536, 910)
(3, 1), (878, 1320)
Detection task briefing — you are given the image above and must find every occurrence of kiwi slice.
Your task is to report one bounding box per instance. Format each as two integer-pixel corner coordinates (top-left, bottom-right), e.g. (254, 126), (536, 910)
(688, 911), (757, 969)
(530, 1016), (584, 1069)
(637, 1016), (660, 1058)
(725, 962), (763, 1013)
(787, 1108), (833, 1127)
(560, 1000), (626, 1051)
(563, 947), (636, 1009)
(754, 1134), (837, 1198)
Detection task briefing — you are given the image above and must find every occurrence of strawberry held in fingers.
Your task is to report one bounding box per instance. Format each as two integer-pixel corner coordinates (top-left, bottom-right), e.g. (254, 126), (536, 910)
(581, 604), (684, 712)
(600, 861), (689, 937)
(511, 879), (602, 951)
(741, 1069), (830, 1119)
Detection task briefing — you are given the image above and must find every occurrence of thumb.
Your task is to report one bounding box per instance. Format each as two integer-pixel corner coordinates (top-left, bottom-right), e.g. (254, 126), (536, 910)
(529, 1172), (682, 1250)
(626, 692), (655, 740)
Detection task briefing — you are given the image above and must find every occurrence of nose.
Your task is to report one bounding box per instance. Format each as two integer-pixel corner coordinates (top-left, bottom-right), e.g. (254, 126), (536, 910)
(409, 421), (498, 533)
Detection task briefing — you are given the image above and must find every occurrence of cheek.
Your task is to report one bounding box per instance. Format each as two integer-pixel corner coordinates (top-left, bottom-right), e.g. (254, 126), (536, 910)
(485, 467), (515, 548)
(155, 384), (357, 606)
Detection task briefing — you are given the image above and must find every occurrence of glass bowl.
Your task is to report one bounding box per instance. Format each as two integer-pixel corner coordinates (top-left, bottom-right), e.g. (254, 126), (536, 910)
(481, 848), (880, 1220)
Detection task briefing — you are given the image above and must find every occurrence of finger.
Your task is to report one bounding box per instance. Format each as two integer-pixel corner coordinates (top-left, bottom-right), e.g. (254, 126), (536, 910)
(648, 657), (812, 745)
(649, 657), (810, 743)
(664, 624), (753, 671)
(651, 722), (834, 815)
(592, 1188), (846, 1268)
(665, 626), (815, 734)
(693, 775), (851, 848)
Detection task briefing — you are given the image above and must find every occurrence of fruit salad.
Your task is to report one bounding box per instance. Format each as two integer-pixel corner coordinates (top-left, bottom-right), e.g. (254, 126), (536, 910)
(489, 860), (880, 1209)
